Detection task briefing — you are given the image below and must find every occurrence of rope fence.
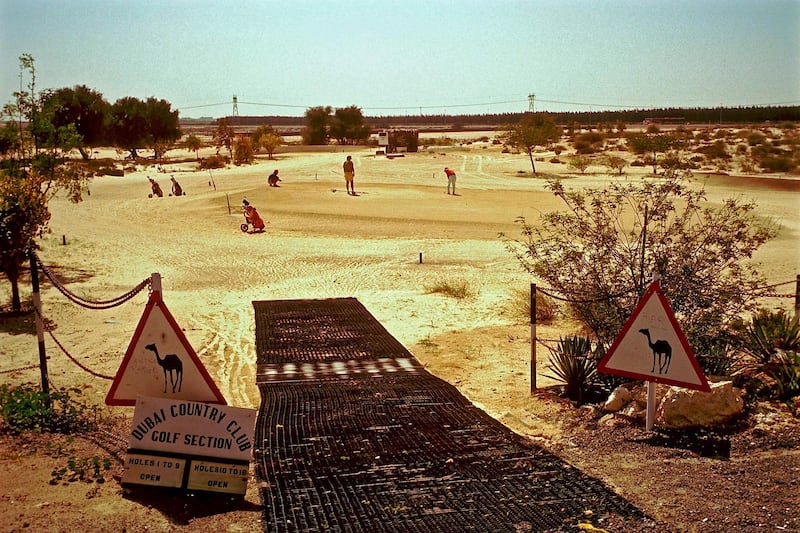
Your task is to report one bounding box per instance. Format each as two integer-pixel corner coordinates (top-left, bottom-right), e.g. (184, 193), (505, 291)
(7, 252), (153, 388)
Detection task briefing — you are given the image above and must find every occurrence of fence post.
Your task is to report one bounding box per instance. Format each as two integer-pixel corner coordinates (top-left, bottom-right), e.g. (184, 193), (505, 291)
(531, 283), (537, 393)
(795, 274), (799, 318)
(29, 250), (50, 401)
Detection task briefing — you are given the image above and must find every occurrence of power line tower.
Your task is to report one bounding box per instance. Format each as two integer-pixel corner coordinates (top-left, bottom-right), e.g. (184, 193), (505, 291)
(528, 93), (536, 113)
(232, 95), (239, 117)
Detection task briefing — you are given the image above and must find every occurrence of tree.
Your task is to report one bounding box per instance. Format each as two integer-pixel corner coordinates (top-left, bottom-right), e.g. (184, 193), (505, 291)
(212, 117), (234, 159)
(1, 166), (50, 310)
(603, 155), (627, 175)
(41, 85), (110, 159)
(329, 106), (370, 145)
(626, 132), (679, 174)
(252, 125), (283, 159)
(233, 135), (254, 165)
(502, 176), (777, 354)
(1, 54), (89, 311)
(567, 154), (591, 174)
(108, 96), (180, 159)
(500, 113), (561, 174)
(183, 133), (202, 160)
(302, 106), (332, 145)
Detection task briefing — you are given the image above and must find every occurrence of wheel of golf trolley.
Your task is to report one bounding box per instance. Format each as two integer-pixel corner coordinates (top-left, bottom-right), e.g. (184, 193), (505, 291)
(240, 223), (249, 233)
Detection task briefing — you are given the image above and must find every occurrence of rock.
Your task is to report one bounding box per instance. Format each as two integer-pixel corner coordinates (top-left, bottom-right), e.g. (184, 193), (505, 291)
(631, 383), (670, 409)
(602, 385), (632, 412)
(657, 381), (743, 429)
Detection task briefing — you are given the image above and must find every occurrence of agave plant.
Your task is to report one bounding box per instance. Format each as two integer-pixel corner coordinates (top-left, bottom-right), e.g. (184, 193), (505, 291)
(545, 335), (598, 403)
(744, 309), (800, 365)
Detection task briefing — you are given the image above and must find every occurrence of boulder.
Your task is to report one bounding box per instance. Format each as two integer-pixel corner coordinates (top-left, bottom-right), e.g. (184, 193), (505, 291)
(657, 381), (743, 429)
(602, 385), (633, 412)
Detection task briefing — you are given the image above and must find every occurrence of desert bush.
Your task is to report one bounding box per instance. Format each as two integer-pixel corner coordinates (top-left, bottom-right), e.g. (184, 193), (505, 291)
(199, 155), (227, 169)
(502, 176), (777, 351)
(424, 278), (475, 300)
(747, 131), (767, 146)
(507, 287), (557, 324)
(760, 155), (797, 173)
(0, 384), (98, 435)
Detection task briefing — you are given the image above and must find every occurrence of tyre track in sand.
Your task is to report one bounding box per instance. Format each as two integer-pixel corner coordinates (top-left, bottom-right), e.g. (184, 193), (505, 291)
(192, 301), (259, 408)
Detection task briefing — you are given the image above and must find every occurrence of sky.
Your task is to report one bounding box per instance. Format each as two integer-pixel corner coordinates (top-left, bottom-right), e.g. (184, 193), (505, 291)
(1, 0), (799, 118)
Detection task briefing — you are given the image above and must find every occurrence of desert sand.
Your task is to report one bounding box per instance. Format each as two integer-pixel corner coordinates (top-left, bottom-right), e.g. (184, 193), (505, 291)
(1, 134), (799, 531)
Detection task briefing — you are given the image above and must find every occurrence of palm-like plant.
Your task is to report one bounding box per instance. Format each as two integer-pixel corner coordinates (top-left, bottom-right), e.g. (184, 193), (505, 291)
(545, 335), (598, 403)
(744, 309), (800, 364)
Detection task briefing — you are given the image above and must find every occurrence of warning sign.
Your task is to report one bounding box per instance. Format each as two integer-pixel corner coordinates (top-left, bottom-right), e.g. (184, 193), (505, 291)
(597, 281), (710, 392)
(106, 289), (226, 406)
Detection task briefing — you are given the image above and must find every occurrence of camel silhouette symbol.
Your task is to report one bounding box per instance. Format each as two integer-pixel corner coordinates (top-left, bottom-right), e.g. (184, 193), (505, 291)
(144, 343), (183, 393)
(638, 328), (672, 375)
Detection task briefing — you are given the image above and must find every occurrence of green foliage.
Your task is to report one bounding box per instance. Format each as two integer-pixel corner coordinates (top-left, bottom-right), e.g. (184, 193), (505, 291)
(566, 154), (591, 174)
(545, 335), (598, 403)
(502, 176), (777, 352)
(603, 155), (626, 175)
(626, 132), (680, 174)
(0, 384), (98, 435)
(212, 117), (234, 158)
(740, 309), (800, 365)
(51, 455), (112, 485)
(303, 106), (332, 145)
(499, 113), (562, 174)
(767, 350), (800, 402)
(233, 136), (254, 165)
(424, 278), (475, 299)
(183, 133), (203, 159)
(329, 105), (370, 145)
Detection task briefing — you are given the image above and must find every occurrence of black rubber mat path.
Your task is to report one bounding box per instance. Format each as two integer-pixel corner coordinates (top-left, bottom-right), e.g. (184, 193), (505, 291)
(253, 298), (651, 532)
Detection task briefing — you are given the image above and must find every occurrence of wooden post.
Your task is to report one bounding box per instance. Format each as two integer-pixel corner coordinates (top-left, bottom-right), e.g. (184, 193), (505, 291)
(419, 253), (423, 264)
(226, 193), (231, 215)
(531, 283), (537, 392)
(29, 250), (49, 401)
(795, 274), (800, 318)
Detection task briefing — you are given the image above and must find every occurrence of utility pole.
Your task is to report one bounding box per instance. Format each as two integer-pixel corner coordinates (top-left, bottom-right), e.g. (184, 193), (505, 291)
(528, 93), (535, 113)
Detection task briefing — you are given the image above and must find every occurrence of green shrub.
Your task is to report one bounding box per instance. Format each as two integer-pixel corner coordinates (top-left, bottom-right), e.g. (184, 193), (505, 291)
(0, 384), (98, 435)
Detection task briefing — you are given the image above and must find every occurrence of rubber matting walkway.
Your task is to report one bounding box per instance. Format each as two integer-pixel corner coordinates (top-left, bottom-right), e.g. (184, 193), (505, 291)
(253, 298), (649, 532)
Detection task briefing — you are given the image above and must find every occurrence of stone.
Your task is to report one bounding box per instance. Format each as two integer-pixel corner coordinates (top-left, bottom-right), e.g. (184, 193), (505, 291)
(602, 385), (633, 412)
(656, 381), (743, 429)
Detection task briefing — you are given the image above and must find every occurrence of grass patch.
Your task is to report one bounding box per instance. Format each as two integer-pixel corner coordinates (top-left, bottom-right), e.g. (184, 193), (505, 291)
(424, 278), (475, 300)
(507, 287), (557, 324)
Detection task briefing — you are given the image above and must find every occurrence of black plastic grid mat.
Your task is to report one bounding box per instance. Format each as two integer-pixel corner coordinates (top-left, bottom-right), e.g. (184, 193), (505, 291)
(253, 298), (651, 532)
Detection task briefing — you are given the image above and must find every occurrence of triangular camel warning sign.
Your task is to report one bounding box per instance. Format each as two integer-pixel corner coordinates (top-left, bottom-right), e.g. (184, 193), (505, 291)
(597, 281), (710, 392)
(106, 290), (226, 406)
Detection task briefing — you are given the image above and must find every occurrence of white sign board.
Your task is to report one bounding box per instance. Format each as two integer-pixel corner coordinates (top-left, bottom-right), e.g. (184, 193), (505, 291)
(122, 396), (256, 494)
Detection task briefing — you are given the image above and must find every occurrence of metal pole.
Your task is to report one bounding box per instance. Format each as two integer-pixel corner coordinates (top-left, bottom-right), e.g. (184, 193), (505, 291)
(646, 273), (660, 431)
(646, 381), (656, 431)
(29, 250), (49, 399)
(530, 283), (537, 392)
